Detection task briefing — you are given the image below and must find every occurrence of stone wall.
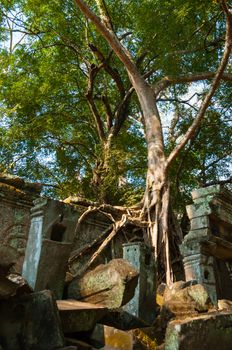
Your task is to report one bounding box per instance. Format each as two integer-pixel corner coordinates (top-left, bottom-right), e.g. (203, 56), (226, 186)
(0, 179), (40, 273)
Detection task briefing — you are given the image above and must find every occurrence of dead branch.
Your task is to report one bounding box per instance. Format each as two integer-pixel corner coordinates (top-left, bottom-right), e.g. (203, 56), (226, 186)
(73, 214), (128, 277)
(68, 223), (113, 266)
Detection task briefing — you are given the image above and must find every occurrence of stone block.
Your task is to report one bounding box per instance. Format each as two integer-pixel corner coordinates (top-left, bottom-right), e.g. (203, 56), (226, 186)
(190, 216), (210, 230)
(123, 242), (156, 324)
(165, 311), (232, 350)
(0, 290), (65, 350)
(0, 274), (32, 299)
(186, 202), (212, 220)
(162, 281), (213, 317)
(68, 259), (139, 309)
(57, 300), (107, 333)
(191, 185), (221, 201)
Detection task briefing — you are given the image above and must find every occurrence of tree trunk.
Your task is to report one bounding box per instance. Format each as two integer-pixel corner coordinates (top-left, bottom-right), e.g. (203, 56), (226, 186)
(74, 0), (232, 285)
(92, 134), (114, 203)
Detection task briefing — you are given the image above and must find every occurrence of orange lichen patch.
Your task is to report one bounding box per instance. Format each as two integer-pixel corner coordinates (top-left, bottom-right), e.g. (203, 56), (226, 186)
(156, 293), (164, 307)
(133, 329), (158, 349)
(104, 326), (133, 350)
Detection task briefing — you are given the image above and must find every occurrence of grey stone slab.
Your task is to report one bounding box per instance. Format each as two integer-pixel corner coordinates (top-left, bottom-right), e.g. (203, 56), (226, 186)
(186, 202), (212, 219)
(191, 185), (221, 200)
(0, 290), (65, 350)
(190, 216), (210, 230)
(34, 239), (72, 299)
(57, 300), (107, 333)
(165, 311), (232, 350)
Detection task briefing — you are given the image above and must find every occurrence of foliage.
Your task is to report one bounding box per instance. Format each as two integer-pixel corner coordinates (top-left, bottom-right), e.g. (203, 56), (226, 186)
(0, 0), (231, 209)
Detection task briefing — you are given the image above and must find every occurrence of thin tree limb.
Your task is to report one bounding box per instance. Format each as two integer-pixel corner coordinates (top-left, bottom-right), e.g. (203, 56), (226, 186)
(166, 3), (232, 168)
(73, 214), (127, 277)
(153, 72), (232, 96)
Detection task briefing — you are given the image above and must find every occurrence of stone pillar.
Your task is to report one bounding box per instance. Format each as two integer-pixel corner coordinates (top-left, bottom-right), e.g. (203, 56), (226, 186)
(22, 197), (79, 299)
(180, 185), (232, 305)
(123, 242), (156, 324)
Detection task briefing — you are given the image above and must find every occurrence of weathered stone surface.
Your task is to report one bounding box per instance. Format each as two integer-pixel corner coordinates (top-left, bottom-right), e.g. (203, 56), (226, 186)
(0, 276), (19, 299)
(22, 197), (79, 298)
(57, 300), (107, 333)
(76, 323), (105, 348)
(0, 274), (32, 299)
(0, 290), (65, 350)
(68, 259), (139, 309)
(162, 281), (213, 317)
(123, 242), (156, 324)
(180, 185), (232, 305)
(165, 311), (232, 350)
(0, 182), (36, 273)
(0, 245), (19, 276)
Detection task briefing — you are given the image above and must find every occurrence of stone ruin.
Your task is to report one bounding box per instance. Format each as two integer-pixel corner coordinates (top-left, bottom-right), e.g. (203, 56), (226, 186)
(1, 175), (232, 350)
(180, 185), (232, 304)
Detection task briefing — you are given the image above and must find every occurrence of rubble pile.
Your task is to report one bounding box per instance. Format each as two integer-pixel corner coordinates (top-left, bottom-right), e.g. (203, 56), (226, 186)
(1, 177), (232, 349)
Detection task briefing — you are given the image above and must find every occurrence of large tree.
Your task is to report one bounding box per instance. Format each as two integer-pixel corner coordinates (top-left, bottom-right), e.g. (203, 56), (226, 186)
(73, 0), (232, 283)
(0, 0), (231, 282)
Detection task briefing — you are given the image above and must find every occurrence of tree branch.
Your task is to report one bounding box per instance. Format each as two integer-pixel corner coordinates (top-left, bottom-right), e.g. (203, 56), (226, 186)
(153, 72), (232, 96)
(86, 64), (106, 140)
(113, 86), (134, 136)
(166, 3), (232, 168)
(74, 0), (141, 80)
(89, 43), (125, 98)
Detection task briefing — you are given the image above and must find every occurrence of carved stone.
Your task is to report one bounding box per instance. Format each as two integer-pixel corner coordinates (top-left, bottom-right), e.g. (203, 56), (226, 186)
(180, 185), (232, 304)
(22, 198), (79, 298)
(0, 181), (38, 273)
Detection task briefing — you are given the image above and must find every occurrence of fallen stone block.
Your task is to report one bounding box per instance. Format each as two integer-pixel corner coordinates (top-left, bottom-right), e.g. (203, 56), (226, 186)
(0, 276), (19, 299)
(0, 274), (32, 299)
(68, 259), (139, 309)
(162, 280), (213, 317)
(165, 311), (232, 350)
(0, 290), (65, 350)
(57, 300), (107, 333)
